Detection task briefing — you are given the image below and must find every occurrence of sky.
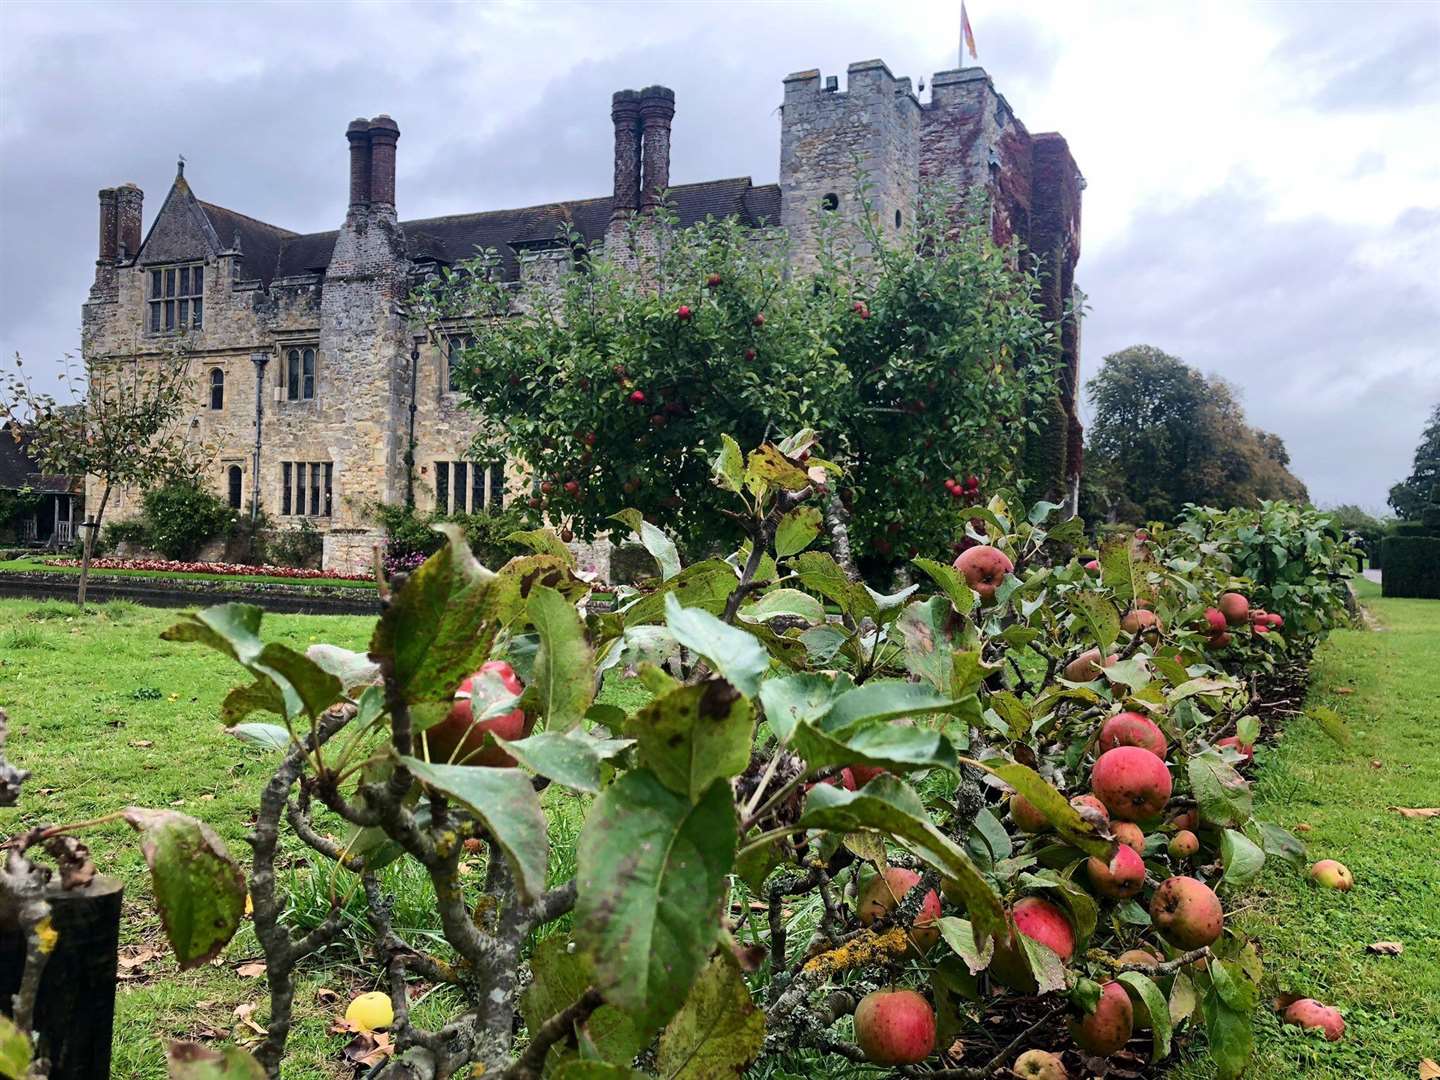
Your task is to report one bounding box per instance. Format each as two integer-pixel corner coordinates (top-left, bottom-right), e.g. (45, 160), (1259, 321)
(2, 0), (1437, 512)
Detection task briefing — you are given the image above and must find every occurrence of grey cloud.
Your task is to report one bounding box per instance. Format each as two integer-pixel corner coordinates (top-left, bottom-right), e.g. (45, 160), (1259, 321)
(1269, 1), (1440, 112)
(1083, 183), (1440, 510)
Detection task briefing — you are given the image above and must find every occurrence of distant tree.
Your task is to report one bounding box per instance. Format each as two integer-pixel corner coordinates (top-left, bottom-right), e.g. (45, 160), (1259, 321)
(1388, 402), (1440, 520)
(1, 352), (209, 606)
(1085, 345), (1307, 522)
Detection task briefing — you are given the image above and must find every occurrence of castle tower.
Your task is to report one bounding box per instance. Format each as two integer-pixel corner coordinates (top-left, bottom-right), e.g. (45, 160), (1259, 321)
(778, 60), (921, 269)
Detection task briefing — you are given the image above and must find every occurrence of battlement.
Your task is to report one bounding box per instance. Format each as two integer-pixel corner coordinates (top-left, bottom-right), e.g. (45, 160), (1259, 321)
(782, 59), (920, 106)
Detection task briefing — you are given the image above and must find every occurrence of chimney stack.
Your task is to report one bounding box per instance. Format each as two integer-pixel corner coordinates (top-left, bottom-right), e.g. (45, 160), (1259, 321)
(367, 115), (400, 209)
(610, 90), (642, 220)
(97, 188), (118, 262)
(639, 86), (675, 212)
(115, 184), (143, 260)
(346, 119), (371, 207)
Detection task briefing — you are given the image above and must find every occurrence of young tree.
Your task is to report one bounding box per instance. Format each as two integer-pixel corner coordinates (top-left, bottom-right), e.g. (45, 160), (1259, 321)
(410, 189), (1060, 570)
(1, 351), (208, 606)
(1388, 401), (1440, 520)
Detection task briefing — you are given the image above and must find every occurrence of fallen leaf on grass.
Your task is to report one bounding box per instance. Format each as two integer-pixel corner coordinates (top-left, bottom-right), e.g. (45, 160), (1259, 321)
(1367, 941), (1403, 956)
(1336, 687), (1355, 695)
(1371, 760), (1384, 769)
(1294, 823), (1313, 833)
(117, 945), (159, 979)
(330, 1020), (394, 1068)
(233, 1002), (266, 1036)
(129, 739), (154, 748)
(1420, 1060), (1440, 1080)
(235, 960), (267, 978)
(314, 987), (341, 1004)
(1391, 807), (1440, 819)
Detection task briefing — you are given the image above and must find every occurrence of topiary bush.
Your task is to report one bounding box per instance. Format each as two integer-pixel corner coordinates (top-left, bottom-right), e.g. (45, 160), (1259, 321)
(1380, 536), (1440, 598)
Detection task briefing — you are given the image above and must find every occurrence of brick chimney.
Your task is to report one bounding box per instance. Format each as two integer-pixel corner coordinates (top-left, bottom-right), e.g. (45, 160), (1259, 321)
(346, 118), (371, 207)
(367, 115), (400, 210)
(610, 90), (642, 220)
(97, 188), (118, 262)
(639, 86), (675, 211)
(115, 183), (143, 260)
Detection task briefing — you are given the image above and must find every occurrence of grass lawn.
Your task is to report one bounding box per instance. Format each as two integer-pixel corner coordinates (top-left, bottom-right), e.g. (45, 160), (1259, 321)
(1174, 577), (1440, 1079)
(0, 556), (374, 590)
(0, 597), (633, 1078)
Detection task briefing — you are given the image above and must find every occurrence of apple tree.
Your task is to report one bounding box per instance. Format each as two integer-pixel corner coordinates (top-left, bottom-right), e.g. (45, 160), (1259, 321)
(408, 187), (1059, 570)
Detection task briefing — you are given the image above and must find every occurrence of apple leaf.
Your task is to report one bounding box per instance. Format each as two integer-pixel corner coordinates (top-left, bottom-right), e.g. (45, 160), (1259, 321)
(1201, 974), (1255, 1080)
(225, 722), (293, 753)
(1188, 751), (1254, 829)
(0, 1016), (31, 1080)
(910, 558), (976, 615)
(711, 434), (745, 493)
(530, 585), (594, 732)
(740, 588), (825, 624)
(122, 809), (246, 970)
(616, 559), (738, 626)
(504, 526), (574, 563)
(575, 772), (737, 1031)
(961, 758), (1112, 859)
(610, 509), (682, 582)
(1254, 820), (1307, 869)
(523, 935), (643, 1070)
(664, 595), (769, 697)
(656, 951), (765, 1078)
(774, 505), (822, 558)
(400, 757), (548, 902)
(493, 731), (604, 794)
(1219, 829), (1266, 888)
(1119, 971), (1174, 1061)
(793, 551), (878, 621)
(1071, 592), (1121, 653)
(1310, 705), (1351, 746)
(937, 916), (994, 974)
(626, 679), (753, 803)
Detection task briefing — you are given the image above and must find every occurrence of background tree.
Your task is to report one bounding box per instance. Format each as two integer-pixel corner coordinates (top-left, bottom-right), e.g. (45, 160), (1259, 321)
(1388, 401), (1440, 520)
(1084, 345), (1307, 523)
(1, 351), (208, 605)
(410, 189), (1059, 570)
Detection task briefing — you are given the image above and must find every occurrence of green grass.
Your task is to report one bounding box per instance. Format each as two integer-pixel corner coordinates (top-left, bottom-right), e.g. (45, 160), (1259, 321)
(0, 556), (373, 590)
(1175, 580), (1440, 1078)
(0, 596), (641, 1078)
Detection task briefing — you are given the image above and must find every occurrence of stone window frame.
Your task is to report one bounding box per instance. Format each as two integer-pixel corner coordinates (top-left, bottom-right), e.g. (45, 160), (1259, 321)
(209, 367), (225, 411)
(147, 261), (205, 334)
(443, 332), (476, 395)
(279, 460), (333, 517)
(225, 463), (243, 509)
(279, 344), (319, 403)
(432, 458), (505, 515)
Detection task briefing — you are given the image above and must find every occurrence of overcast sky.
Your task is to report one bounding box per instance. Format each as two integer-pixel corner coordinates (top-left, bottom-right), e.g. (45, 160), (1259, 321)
(2, 0), (1437, 511)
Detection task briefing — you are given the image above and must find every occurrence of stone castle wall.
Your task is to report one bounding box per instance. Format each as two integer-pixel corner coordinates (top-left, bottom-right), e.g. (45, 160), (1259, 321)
(80, 60), (1082, 572)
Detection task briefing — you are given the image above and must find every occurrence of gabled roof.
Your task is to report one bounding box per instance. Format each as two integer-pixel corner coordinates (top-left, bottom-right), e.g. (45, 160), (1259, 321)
(199, 202), (297, 287)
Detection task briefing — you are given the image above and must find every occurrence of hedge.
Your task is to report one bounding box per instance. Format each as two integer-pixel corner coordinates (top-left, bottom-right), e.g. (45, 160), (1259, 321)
(1381, 536), (1440, 599)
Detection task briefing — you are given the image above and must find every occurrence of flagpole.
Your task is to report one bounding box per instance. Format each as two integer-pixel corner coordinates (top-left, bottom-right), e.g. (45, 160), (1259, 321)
(959, 3), (965, 68)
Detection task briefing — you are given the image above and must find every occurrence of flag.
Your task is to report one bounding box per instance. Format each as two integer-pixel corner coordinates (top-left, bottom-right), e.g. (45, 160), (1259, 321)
(961, 2), (978, 62)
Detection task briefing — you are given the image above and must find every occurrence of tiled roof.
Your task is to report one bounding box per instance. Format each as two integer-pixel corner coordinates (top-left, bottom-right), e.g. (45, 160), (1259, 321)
(0, 422), (80, 493)
(256, 177), (781, 283)
(198, 202), (297, 288)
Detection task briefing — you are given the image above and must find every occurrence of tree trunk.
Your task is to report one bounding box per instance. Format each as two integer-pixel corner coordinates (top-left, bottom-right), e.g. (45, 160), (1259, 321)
(824, 493), (857, 577)
(77, 483), (110, 610)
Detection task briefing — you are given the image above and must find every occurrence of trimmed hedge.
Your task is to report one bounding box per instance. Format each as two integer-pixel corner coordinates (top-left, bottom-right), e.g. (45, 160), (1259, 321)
(1381, 536), (1440, 599)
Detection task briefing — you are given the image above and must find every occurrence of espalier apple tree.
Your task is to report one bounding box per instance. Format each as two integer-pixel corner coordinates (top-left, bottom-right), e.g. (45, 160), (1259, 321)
(0, 431), (1359, 1079)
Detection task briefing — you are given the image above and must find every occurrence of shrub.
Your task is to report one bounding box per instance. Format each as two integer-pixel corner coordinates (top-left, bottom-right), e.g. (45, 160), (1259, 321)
(101, 518), (149, 551)
(1380, 536), (1440, 598)
(370, 501), (528, 570)
(268, 518), (323, 569)
(140, 480), (236, 560)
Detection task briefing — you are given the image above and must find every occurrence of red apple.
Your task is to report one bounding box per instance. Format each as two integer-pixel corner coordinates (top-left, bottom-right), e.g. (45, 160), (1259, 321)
(1169, 809), (1199, 832)
(1218, 592), (1250, 626)
(1113, 821), (1146, 855)
(1070, 793), (1111, 830)
(1120, 609), (1161, 636)
(952, 544), (1014, 602)
(753, 312), (766, 326)
(1203, 607), (1227, 633)
(1216, 735), (1255, 764)
(1070, 980), (1133, 1056)
(422, 661), (530, 767)
(1091, 747), (1173, 822)
(1086, 843), (1146, 899)
(1282, 998), (1345, 1041)
(857, 868), (941, 953)
(676, 304), (692, 321)
(1084, 559), (1101, 572)
(989, 897), (1076, 990)
(706, 273), (721, 288)
(854, 989), (935, 1065)
(1149, 876), (1223, 949)
(629, 389), (646, 405)
(1168, 830), (1200, 860)
(1309, 859), (1354, 891)
(1097, 711), (1168, 759)
(1063, 648), (1118, 682)
(1207, 630), (1232, 649)
(849, 763), (888, 788)
(1010, 793), (1052, 834)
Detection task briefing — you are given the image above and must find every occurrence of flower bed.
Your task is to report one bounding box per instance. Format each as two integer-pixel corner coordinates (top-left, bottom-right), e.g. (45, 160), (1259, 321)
(50, 556), (373, 582)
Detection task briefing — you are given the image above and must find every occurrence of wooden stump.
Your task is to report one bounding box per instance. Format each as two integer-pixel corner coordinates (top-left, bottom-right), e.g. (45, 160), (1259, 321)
(0, 874), (124, 1079)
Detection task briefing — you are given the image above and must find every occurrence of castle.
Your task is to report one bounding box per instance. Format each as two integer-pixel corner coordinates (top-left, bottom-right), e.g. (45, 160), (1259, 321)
(81, 60), (1082, 574)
